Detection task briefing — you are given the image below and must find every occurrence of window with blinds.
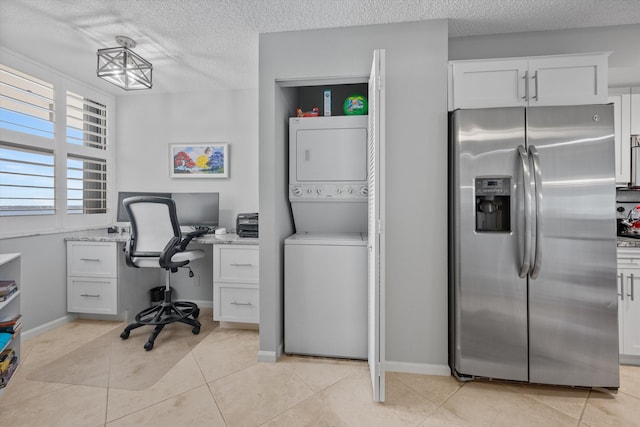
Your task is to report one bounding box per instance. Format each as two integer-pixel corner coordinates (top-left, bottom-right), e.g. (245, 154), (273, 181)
(0, 64), (55, 139)
(66, 90), (107, 150)
(0, 61), (111, 220)
(67, 155), (107, 215)
(0, 144), (55, 216)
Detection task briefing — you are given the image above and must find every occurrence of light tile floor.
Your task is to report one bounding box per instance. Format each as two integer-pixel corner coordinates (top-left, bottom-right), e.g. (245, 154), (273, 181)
(1, 316), (639, 426)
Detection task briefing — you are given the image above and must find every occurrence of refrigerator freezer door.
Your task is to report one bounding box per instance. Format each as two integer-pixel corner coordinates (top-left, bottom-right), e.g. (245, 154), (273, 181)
(527, 105), (619, 388)
(451, 108), (529, 381)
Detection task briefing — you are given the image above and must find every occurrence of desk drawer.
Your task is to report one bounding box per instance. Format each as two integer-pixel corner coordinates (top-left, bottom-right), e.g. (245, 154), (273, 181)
(218, 286), (259, 323)
(214, 246), (258, 283)
(67, 242), (117, 277)
(67, 277), (117, 315)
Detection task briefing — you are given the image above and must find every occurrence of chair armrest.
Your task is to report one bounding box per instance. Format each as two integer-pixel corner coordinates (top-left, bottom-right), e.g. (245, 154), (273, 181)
(179, 229), (208, 251)
(159, 236), (185, 269)
(124, 236), (138, 268)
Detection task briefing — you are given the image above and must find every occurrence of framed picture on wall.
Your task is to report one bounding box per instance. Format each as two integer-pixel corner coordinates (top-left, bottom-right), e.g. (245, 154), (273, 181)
(169, 143), (229, 178)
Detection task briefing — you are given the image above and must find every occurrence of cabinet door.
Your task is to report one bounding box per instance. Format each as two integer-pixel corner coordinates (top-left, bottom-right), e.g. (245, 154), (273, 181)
(214, 245), (258, 283)
(620, 267), (640, 356)
(67, 242), (117, 277)
(450, 59), (528, 109)
(631, 92), (640, 135)
(528, 54), (608, 106)
(609, 94), (631, 186)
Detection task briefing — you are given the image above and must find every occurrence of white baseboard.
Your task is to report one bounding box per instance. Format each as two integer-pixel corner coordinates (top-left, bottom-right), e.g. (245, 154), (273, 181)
(620, 355), (640, 366)
(22, 314), (78, 341)
(193, 299), (213, 309)
(257, 341), (283, 363)
(385, 360), (451, 376)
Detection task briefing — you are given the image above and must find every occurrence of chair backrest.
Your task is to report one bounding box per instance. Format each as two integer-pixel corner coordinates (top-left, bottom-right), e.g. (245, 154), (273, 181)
(123, 196), (181, 261)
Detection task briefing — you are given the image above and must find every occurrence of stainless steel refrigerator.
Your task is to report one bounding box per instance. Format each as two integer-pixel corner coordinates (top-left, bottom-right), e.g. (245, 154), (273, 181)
(449, 105), (619, 388)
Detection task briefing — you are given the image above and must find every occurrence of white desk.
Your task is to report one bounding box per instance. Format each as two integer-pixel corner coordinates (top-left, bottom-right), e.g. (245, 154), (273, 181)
(65, 231), (258, 323)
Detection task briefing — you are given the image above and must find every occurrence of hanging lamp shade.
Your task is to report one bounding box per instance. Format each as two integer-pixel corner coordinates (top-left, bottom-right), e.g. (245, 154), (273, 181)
(97, 36), (152, 90)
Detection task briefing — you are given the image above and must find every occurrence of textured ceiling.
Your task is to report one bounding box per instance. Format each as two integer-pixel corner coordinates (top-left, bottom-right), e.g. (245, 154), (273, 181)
(1, 0), (639, 95)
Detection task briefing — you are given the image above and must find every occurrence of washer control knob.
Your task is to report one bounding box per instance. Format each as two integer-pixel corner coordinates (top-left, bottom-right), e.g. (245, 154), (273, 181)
(347, 187), (353, 194)
(292, 186), (302, 197)
(306, 187), (313, 194)
(336, 187), (343, 194)
(316, 187), (323, 195)
(360, 186), (369, 197)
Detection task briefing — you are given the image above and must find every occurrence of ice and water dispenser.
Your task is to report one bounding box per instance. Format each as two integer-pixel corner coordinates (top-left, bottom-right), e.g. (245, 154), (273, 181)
(475, 177), (511, 232)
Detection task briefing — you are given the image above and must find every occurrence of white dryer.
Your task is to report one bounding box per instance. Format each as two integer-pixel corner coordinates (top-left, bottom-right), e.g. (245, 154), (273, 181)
(288, 115), (368, 233)
(284, 232), (367, 359)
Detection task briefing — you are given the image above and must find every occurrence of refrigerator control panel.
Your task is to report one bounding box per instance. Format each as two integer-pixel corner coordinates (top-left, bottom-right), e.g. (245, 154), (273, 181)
(475, 177), (511, 232)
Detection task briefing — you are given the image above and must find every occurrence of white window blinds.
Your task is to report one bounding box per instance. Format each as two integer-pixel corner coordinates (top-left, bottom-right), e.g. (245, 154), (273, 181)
(0, 64), (55, 139)
(0, 144), (55, 216)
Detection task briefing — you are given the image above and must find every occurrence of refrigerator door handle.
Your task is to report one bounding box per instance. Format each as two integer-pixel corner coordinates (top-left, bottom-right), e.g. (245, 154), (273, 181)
(618, 273), (625, 300)
(628, 274), (635, 301)
(529, 145), (543, 279)
(518, 145), (532, 278)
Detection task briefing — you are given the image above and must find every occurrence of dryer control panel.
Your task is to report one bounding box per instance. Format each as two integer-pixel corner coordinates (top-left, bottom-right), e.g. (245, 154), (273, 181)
(289, 184), (368, 200)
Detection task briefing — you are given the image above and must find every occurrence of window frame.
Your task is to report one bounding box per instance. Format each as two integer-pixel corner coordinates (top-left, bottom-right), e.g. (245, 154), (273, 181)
(0, 48), (116, 238)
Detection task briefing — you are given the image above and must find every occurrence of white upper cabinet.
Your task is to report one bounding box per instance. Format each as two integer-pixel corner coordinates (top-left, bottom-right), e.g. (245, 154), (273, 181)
(632, 88), (640, 135)
(610, 87), (640, 187)
(449, 53), (609, 110)
(609, 92), (631, 186)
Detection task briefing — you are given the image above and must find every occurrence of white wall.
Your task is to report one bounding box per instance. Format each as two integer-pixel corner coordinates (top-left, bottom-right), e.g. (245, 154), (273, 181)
(116, 89), (259, 231)
(259, 20), (450, 371)
(449, 24), (640, 88)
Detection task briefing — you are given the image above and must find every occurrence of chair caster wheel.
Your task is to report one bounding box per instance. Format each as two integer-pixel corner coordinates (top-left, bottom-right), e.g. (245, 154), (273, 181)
(120, 330), (130, 340)
(192, 326), (200, 335)
(144, 341), (154, 351)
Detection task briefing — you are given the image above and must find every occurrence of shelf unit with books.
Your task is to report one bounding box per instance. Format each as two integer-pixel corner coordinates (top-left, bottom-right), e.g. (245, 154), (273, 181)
(0, 253), (21, 395)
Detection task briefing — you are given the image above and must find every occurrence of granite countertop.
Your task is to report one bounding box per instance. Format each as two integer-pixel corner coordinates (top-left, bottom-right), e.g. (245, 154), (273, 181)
(65, 229), (258, 245)
(617, 237), (640, 248)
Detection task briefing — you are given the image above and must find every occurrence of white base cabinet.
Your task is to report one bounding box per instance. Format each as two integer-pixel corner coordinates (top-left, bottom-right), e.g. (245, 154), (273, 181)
(617, 249), (640, 362)
(0, 253), (21, 395)
(213, 244), (259, 324)
(67, 241), (119, 315)
(66, 240), (157, 320)
(449, 53), (609, 110)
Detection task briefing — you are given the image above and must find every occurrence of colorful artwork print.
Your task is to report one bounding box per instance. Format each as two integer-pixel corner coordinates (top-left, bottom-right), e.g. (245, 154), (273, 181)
(170, 144), (228, 178)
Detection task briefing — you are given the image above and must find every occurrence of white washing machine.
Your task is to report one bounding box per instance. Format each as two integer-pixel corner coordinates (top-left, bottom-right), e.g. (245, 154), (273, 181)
(284, 232), (367, 359)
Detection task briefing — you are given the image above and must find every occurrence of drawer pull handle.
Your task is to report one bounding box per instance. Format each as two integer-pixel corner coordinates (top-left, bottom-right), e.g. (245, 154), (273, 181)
(80, 258), (101, 262)
(230, 301), (252, 306)
(230, 263), (253, 267)
(80, 293), (100, 298)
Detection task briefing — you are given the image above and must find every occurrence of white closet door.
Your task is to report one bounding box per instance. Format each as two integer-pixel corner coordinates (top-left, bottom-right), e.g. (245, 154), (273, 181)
(368, 49), (386, 403)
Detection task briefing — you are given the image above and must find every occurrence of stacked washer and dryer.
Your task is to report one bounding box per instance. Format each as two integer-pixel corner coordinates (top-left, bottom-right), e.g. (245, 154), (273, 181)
(284, 115), (369, 359)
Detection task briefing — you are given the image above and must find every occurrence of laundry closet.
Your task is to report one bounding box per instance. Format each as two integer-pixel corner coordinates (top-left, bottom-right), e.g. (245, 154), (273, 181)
(283, 83), (370, 359)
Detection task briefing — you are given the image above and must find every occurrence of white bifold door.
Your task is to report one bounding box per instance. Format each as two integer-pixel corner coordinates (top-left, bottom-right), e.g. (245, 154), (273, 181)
(368, 49), (386, 403)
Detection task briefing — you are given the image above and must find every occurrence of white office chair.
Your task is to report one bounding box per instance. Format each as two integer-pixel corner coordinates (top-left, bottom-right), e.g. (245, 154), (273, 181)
(120, 196), (206, 351)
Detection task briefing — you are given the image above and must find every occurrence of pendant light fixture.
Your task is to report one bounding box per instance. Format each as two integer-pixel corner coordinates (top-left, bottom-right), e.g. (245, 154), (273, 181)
(97, 36), (152, 90)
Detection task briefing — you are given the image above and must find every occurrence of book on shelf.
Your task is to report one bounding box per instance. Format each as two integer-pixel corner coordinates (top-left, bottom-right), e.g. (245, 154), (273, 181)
(0, 287), (17, 302)
(0, 314), (21, 329)
(0, 281), (16, 297)
(0, 333), (12, 349)
(0, 320), (21, 335)
(0, 348), (14, 373)
(0, 356), (18, 388)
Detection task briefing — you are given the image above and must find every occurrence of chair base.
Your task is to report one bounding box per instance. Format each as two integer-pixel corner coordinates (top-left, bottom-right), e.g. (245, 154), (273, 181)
(120, 288), (201, 351)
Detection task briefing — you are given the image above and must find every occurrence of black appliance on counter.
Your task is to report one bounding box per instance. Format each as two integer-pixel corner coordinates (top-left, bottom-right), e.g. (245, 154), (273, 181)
(237, 213), (258, 238)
